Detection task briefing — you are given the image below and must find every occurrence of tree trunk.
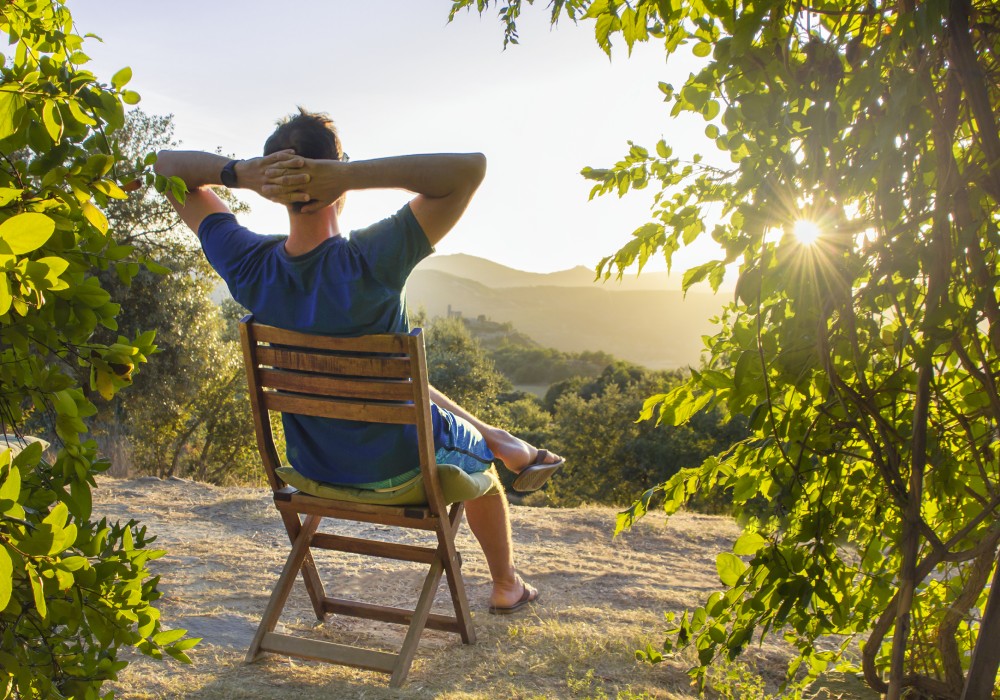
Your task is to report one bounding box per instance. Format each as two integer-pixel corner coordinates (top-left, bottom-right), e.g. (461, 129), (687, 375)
(961, 546), (1000, 700)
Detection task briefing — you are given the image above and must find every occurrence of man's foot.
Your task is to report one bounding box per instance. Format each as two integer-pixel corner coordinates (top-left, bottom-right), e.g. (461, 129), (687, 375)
(511, 450), (565, 492)
(488, 577), (539, 615)
(485, 429), (564, 491)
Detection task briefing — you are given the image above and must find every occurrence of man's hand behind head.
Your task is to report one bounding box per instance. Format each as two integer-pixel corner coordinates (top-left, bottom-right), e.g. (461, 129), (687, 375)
(263, 157), (348, 214)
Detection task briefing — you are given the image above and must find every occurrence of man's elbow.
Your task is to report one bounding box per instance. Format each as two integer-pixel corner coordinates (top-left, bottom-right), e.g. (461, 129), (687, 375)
(469, 153), (486, 187)
(466, 152), (487, 189)
(153, 150), (176, 178)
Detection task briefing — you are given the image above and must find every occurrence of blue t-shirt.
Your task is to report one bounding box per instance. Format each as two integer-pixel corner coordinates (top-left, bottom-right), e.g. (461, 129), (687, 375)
(198, 204), (444, 485)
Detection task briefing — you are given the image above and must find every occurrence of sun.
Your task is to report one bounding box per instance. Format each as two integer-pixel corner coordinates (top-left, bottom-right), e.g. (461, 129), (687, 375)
(793, 220), (822, 245)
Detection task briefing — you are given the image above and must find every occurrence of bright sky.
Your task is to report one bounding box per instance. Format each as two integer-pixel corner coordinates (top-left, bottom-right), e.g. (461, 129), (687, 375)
(72, 1), (720, 275)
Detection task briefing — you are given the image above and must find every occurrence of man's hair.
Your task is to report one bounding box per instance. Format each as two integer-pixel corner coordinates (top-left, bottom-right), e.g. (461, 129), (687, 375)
(264, 108), (345, 213)
(264, 107), (343, 161)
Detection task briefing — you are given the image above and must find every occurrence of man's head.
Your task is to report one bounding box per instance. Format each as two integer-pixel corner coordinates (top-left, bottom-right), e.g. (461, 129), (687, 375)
(264, 108), (345, 213)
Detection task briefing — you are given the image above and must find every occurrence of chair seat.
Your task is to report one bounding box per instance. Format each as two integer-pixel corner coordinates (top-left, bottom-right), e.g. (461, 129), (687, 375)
(276, 464), (501, 506)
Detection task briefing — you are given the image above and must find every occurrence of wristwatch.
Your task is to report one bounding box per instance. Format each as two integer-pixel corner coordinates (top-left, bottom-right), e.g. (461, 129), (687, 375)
(220, 159), (241, 188)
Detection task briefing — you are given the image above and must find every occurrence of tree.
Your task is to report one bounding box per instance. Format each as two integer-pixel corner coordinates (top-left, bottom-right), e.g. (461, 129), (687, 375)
(544, 363), (744, 507)
(0, 2), (195, 696)
(94, 109), (257, 484)
(425, 315), (512, 427)
(454, 1), (1000, 697)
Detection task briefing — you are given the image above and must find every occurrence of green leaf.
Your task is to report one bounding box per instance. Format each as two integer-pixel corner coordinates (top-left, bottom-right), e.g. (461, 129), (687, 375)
(122, 90), (141, 105)
(0, 274), (10, 315)
(0, 461), (20, 502)
(27, 564), (46, 619)
(0, 92), (25, 141)
(82, 202), (108, 234)
(0, 546), (11, 612)
(733, 531), (767, 556)
(111, 66), (132, 89)
(41, 100), (63, 143)
(0, 213), (55, 255)
(682, 260), (721, 291)
(716, 552), (747, 586)
(74, 281), (111, 308)
(0, 188), (22, 206)
(152, 628), (187, 645)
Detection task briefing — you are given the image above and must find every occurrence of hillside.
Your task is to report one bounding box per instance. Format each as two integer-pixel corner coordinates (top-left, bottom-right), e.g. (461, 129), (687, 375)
(416, 253), (680, 291)
(406, 267), (724, 370)
(98, 477), (874, 699)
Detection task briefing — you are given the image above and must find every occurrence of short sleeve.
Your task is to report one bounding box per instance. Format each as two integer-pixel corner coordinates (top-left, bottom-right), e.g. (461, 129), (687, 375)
(349, 204), (433, 290)
(198, 213), (276, 288)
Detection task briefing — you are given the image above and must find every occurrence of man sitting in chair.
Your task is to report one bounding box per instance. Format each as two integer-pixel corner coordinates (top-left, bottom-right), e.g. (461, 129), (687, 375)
(156, 109), (563, 614)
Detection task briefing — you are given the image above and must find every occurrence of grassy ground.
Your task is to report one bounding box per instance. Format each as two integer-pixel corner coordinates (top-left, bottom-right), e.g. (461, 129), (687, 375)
(93, 477), (876, 699)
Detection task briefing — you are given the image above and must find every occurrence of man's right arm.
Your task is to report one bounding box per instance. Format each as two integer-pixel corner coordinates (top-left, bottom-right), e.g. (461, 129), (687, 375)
(155, 149), (299, 234)
(263, 153), (487, 246)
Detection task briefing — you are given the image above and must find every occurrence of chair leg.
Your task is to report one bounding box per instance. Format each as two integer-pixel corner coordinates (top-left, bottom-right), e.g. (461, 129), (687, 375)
(390, 557), (444, 687)
(442, 503), (476, 644)
(246, 514), (322, 663)
(280, 510), (327, 620)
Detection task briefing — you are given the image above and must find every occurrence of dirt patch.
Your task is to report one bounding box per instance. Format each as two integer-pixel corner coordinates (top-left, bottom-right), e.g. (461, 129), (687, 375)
(95, 477), (875, 699)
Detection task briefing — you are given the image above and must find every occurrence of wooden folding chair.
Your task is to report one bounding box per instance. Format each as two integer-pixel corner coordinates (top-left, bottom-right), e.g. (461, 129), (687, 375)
(239, 315), (488, 686)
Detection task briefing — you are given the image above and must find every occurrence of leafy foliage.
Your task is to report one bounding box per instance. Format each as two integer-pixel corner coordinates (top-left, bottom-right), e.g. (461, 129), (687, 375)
(543, 362), (745, 508)
(0, 2), (195, 696)
(456, 0), (1000, 697)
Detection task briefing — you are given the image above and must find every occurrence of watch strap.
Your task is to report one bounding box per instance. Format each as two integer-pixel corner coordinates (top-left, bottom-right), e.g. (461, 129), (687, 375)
(220, 159), (240, 188)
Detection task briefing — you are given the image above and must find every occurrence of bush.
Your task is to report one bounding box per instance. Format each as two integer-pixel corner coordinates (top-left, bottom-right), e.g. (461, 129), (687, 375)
(0, 1), (195, 695)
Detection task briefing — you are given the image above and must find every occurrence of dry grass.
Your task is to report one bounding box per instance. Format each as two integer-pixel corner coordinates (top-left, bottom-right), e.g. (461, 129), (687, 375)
(93, 477), (876, 699)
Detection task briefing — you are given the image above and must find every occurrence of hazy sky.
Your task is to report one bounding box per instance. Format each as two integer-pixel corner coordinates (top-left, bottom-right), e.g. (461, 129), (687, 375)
(72, 1), (720, 275)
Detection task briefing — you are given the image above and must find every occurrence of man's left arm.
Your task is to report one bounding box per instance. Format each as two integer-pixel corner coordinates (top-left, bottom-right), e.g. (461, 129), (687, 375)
(155, 150), (299, 233)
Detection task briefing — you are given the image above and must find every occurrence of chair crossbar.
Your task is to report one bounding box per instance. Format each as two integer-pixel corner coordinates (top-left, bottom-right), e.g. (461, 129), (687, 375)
(320, 597), (463, 634)
(311, 532), (439, 563)
(274, 496), (440, 530)
(259, 632), (398, 673)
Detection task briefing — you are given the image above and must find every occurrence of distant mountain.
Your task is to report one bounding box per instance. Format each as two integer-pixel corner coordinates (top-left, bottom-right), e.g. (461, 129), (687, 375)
(406, 263), (727, 370)
(415, 253), (679, 292)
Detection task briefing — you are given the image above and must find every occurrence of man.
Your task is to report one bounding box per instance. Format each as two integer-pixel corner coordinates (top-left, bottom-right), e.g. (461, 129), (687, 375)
(155, 109), (563, 613)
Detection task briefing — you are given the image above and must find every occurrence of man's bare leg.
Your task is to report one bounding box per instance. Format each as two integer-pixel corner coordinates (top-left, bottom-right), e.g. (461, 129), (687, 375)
(429, 385), (546, 608)
(428, 385), (562, 473)
(463, 491), (537, 609)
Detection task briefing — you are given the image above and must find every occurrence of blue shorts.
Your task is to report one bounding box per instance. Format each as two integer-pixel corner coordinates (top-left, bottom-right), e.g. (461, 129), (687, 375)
(351, 407), (494, 490)
(434, 408), (495, 475)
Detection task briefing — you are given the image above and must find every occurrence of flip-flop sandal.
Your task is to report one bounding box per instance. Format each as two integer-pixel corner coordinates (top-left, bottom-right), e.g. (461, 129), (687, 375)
(511, 450), (565, 492)
(488, 584), (539, 615)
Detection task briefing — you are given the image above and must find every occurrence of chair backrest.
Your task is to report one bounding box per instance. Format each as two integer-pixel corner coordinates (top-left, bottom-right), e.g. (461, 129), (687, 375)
(238, 315), (445, 514)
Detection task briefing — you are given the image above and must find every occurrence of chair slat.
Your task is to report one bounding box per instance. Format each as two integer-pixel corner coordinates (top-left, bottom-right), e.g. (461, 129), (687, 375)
(256, 346), (413, 379)
(252, 323), (410, 354)
(257, 368), (415, 402)
(262, 392), (417, 424)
